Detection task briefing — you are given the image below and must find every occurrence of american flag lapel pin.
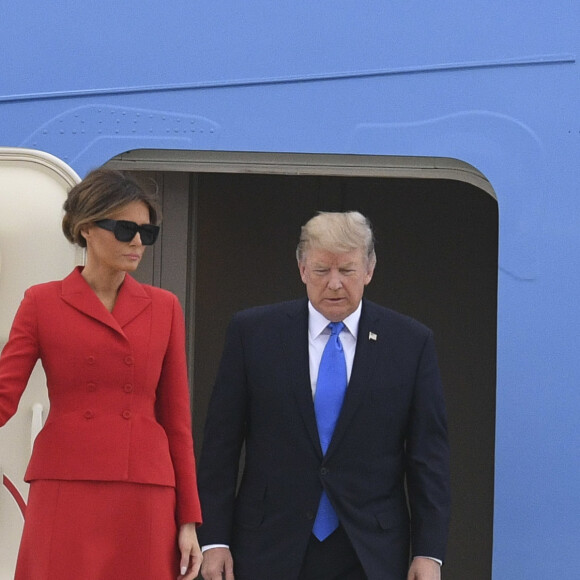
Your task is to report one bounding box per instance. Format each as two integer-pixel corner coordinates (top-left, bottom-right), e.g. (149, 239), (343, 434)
(368, 332), (377, 341)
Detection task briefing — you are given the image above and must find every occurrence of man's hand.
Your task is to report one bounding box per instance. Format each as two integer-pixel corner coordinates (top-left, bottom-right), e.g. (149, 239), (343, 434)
(200, 547), (235, 580)
(407, 556), (441, 580)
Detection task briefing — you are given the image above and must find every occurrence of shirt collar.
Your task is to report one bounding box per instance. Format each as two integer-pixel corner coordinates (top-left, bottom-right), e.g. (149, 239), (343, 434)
(308, 300), (362, 340)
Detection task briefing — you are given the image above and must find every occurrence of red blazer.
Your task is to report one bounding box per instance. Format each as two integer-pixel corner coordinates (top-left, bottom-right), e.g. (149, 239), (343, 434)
(0, 267), (201, 525)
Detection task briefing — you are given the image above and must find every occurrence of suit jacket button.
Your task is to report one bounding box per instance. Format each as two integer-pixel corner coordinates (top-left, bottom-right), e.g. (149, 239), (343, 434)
(306, 511), (315, 520)
(124, 356), (134, 366)
(84, 410), (94, 419)
(320, 467), (329, 476)
(87, 356), (95, 365)
(87, 382), (97, 392)
(122, 410), (132, 420)
(123, 383), (133, 393)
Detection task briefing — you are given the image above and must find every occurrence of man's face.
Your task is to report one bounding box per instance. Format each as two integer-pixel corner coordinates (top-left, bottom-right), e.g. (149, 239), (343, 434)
(299, 247), (375, 322)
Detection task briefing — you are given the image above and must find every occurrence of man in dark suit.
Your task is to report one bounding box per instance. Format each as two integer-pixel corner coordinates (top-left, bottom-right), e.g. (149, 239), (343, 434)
(198, 211), (450, 580)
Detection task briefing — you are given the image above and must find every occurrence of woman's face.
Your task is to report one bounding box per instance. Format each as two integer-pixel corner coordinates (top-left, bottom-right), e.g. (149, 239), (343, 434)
(82, 201), (151, 274)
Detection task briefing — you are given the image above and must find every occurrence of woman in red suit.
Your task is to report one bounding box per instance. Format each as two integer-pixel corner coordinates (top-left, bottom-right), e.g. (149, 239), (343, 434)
(0, 168), (202, 579)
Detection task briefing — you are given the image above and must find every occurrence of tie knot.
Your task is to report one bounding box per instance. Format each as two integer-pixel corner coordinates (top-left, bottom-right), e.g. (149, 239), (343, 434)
(329, 322), (345, 336)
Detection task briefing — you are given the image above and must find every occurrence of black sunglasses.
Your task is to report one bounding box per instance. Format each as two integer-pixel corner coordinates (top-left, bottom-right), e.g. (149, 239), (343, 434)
(95, 219), (160, 245)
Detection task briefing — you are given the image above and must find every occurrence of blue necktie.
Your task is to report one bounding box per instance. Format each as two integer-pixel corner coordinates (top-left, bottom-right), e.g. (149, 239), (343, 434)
(313, 321), (347, 541)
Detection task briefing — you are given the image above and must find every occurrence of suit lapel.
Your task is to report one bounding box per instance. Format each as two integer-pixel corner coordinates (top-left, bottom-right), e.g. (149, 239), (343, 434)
(283, 300), (323, 457)
(326, 300), (382, 457)
(60, 267), (151, 336)
(283, 299), (385, 459)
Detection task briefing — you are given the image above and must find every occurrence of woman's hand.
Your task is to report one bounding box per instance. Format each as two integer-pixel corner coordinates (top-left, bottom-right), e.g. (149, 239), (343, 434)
(177, 523), (202, 580)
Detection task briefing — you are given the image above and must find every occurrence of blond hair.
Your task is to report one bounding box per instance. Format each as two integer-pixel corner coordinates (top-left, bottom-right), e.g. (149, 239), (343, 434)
(296, 211), (376, 267)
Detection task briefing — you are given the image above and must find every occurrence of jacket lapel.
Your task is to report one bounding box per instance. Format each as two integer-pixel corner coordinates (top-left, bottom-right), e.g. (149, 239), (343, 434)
(326, 299), (382, 457)
(283, 300), (323, 457)
(60, 267), (151, 336)
(111, 274), (152, 328)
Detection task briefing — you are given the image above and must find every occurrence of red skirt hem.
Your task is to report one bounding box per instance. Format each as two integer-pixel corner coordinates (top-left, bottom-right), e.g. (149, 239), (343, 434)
(15, 480), (179, 580)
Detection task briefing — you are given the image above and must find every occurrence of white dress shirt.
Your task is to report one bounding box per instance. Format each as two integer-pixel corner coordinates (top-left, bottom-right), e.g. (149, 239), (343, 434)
(307, 300), (361, 397)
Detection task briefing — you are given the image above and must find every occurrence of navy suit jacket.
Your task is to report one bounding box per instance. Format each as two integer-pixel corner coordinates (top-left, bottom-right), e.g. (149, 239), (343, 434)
(198, 298), (450, 580)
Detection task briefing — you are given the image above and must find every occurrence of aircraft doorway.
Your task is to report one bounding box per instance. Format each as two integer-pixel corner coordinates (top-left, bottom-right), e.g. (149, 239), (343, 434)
(107, 150), (498, 580)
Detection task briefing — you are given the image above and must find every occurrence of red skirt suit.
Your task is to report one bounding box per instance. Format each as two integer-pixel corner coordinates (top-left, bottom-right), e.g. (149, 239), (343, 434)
(0, 267), (202, 579)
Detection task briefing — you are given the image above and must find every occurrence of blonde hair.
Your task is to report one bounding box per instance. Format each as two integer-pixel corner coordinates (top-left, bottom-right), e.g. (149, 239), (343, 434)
(296, 211), (376, 267)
